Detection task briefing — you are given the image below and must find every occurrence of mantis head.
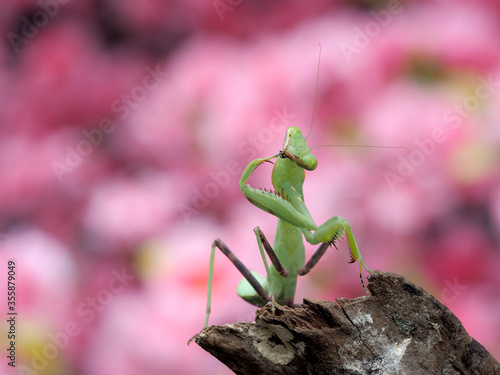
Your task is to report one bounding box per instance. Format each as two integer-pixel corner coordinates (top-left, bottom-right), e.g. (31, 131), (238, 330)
(281, 126), (318, 171)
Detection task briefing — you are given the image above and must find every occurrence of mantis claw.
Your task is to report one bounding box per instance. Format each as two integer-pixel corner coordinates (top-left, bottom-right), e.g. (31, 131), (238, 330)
(187, 333), (199, 346)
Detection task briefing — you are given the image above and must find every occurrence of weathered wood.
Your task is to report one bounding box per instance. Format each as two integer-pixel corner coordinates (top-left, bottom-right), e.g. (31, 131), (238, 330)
(195, 272), (500, 374)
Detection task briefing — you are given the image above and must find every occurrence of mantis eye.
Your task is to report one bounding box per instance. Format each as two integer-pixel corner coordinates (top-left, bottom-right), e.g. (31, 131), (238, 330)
(299, 154), (317, 171)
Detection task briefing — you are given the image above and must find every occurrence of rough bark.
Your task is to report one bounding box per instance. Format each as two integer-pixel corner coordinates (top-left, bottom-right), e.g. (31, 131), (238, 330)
(194, 272), (500, 375)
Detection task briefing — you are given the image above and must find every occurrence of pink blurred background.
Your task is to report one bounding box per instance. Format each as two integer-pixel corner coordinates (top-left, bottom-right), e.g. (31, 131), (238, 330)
(1, 0), (499, 374)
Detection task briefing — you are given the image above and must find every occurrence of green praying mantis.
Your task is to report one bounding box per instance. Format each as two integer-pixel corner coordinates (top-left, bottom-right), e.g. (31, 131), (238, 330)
(200, 126), (377, 328)
(189, 50), (391, 344)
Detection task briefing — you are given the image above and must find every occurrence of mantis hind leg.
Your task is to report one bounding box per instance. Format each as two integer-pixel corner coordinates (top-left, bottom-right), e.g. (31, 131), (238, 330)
(204, 239), (270, 329)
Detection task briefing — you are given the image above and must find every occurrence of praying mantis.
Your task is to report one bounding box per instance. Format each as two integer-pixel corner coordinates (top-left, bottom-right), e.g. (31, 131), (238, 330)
(199, 126), (377, 329)
(189, 50), (384, 344)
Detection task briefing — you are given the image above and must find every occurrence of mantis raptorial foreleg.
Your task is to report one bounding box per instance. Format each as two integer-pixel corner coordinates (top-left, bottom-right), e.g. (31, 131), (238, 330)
(300, 217), (375, 290)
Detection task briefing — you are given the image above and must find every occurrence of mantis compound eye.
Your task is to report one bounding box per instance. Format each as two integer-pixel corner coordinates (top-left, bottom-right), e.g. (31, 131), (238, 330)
(300, 153), (317, 171)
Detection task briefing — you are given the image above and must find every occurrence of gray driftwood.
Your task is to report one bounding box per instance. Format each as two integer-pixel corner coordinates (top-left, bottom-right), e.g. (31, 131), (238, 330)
(195, 272), (500, 374)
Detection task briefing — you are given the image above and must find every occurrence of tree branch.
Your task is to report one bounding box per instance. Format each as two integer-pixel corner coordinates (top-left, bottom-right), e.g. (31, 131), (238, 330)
(194, 272), (500, 374)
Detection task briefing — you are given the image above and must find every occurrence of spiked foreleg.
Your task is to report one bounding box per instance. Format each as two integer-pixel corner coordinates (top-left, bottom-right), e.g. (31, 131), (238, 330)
(239, 156), (317, 231)
(240, 184), (317, 230)
(302, 217), (376, 291)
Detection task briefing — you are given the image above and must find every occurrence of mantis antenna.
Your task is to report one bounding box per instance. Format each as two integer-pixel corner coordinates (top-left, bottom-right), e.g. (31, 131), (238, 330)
(305, 43), (321, 141)
(304, 45), (408, 153)
(311, 144), (410, 153)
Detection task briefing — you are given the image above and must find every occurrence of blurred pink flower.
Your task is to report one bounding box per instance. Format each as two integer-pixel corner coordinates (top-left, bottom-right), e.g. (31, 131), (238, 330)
(1, 1), (500, 373)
